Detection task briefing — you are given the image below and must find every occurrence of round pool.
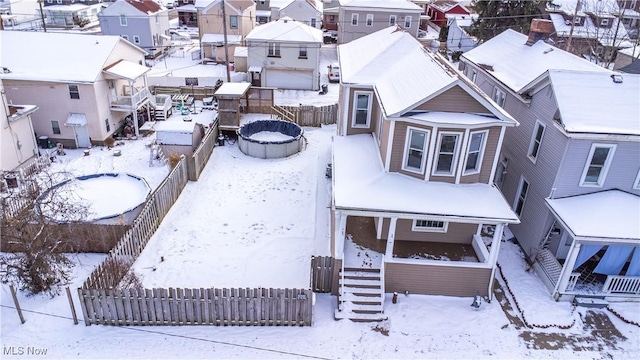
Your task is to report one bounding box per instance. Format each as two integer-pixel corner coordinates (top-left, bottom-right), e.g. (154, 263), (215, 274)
(237, 120), (305, 159)
(37, 173), (151, 225)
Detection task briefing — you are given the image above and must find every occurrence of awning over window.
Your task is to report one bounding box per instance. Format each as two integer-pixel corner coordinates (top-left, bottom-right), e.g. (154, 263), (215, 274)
(248, 66), (263, 73)
(66, 113), (87, 127)
(103, 60), (150, 81)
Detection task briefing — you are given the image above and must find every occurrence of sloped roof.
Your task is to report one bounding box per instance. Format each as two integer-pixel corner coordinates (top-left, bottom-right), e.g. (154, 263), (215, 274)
(246, 17), (323, 43)
(340, 0), (422, 11)
(549, 70), (640, 136)
(461, 29), (607, 93)
(0, 31), (145, 83)
(338, 26), (516, 121)
(619, 61), (640, 74)
(125, 0), (163, 14)
(548, 13), (633, 47)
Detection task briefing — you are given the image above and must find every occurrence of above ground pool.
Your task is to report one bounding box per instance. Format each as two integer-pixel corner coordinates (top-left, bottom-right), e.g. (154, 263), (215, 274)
(37, 173), (151, 225)
(237, 120), (305, 159)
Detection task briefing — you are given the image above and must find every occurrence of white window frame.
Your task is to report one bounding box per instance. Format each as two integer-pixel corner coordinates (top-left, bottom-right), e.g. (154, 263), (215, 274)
(471, 70), (477, 83)
(51, 120), (61, 135)
(432, 132), (462, 177)
(351, 91), (373, 128)
(133, 35), (141, 44)
(230, 15), (238, 29)
(412, 219), (448, 233)
(68, 84), (80, 99)
(579, 143), (616, 187)
(513, 176), (530, 217)
(299, 45), (307, 59)
(311, 18), (316, 28)
(633, 169), (640, 190)
(463, 130), (488, 175)
(389, 15), (396, 26)
(402, 127), (430, 174)
(351, 13), (358, 26)
(404, 16), (412, 28)
(527, 120), (546, 163)
(366, 14), (373, 27)
(121, 34), (129, 40)
(120, 14), (127, 26)
(268, 42), (280, 57)
(493, 87), (506, 107)
(600, 18), (609, 26)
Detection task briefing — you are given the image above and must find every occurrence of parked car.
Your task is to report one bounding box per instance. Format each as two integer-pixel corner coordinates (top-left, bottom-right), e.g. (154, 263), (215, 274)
(169, 30), (190, 41)
(328, 63), (340, 83)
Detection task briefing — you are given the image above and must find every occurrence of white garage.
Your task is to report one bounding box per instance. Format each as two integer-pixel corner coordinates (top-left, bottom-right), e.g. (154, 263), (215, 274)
(265, 69), (315, 90)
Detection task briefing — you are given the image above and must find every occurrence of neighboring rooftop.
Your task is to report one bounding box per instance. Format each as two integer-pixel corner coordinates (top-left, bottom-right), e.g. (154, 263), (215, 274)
(339, 0), (422, 11)
(246, 17), (323, 42)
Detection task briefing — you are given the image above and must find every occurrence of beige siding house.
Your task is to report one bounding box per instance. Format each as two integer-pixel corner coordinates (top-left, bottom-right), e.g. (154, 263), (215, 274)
(0, 31), (152, 148)
(246, 17), (323, 90)
(196, 0), (256, 63)
(332, 26), (520, 321)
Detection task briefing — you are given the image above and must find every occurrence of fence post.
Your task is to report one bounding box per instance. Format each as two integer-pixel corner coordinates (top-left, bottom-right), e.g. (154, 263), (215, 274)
(9, 285), (25, 324)
(66, 286), (79, 324)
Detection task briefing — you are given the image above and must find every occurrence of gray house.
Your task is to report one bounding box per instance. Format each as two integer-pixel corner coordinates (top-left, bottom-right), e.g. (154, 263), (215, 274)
(460, 22), (640, 302)
(337, 0), (422, 44)
(99, 0), (170, 57)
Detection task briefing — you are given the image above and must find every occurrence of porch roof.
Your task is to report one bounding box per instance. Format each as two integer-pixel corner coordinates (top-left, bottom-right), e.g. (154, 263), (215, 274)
(332, 134), (520, 223)
(103, 60), (151, 81)
(546, 190), (640, 241)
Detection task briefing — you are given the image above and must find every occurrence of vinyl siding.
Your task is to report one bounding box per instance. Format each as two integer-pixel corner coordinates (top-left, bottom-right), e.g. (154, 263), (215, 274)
(378, 118), (392, 169)
(338, 8), (420, 44)
(385, 262), (491, 296)
(553, 139), (640, 197)
(381, 218), (477, 243)
(415, 86), (489, 113)
(345, 86), (379, 135)
(460, 126), (501, 184)
(388, 121), (432, 179)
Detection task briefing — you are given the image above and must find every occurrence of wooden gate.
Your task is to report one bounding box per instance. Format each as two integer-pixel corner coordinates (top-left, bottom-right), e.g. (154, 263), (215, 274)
(310, 256), (334, 293)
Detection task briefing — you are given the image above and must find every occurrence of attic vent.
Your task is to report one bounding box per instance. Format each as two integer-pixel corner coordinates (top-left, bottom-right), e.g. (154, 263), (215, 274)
(611, 74), (623, 83)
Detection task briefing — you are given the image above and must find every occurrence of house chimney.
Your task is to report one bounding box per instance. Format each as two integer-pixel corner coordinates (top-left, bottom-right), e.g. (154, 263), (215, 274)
(525, 19), (554, 46)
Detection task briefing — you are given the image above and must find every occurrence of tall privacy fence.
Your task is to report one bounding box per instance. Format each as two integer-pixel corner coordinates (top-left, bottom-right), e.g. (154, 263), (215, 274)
(186, 124), (218, 181)
(272, 104), (338, 127)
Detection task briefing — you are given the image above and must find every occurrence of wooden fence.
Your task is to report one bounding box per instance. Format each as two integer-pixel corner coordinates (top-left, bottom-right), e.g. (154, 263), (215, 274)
(310, 256), (335, 293)
(79, 156), (315, 326)
(186, 124), (218, 181)
(78, 287), (312, 326)
(1, 155), (51, 220)
(273, 104), (337, 127)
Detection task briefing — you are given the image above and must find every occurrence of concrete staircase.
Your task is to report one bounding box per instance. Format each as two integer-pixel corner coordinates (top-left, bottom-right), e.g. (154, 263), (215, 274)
(335, 267), (386, 322)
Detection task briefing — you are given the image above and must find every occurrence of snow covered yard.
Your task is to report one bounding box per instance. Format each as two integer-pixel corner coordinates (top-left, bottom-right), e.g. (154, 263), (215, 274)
(130, 123), (334, 288)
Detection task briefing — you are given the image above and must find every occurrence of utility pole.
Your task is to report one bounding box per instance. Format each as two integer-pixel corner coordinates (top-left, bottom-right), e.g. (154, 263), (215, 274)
(38, 0), (47, 32)
(221, 0), (231, 82)
(565, 0), (580, 52)
(0, 14), (4, 31)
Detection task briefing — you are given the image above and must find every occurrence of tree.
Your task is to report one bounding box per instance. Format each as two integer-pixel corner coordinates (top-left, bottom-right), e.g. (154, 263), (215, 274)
(468, 0), (544, 42)
(1, 169), (89, 296)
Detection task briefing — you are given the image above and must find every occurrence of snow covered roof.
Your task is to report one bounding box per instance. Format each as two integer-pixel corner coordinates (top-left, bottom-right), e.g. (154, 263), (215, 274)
(333, 134), (520, 223)
(339, 0), (422, 11)
(214, 82), (251, 96)
(270, 0), (295, 9)
(549, 70), (640, 136)
(547, 0), (621, 14)
(548, 13), (633, 47)
(103, 60), (151, 81)
(401, 111), (514, 127)
(44, 4), (92, 11)
(339, 26), (517, 122)
(194, 0), (215, 8)
(0, 31), (145, 83)
(201, 33), (243, 45)
(546, 190), (640, 240)
(246, 17), (323, 43)
(176, 4), (197, 12)
(234, 46), (248, 57)
(461, 29), (608, 94)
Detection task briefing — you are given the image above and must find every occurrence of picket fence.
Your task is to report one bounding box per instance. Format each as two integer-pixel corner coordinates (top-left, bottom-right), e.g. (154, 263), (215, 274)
(78, 287), (312, 326)
(79, 155), (314, 326)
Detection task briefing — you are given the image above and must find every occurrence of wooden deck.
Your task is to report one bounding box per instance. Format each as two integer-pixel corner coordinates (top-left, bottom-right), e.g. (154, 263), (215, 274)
(345, 216), (478, 262)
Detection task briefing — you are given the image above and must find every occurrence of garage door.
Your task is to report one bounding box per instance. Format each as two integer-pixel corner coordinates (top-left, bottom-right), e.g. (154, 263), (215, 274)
(265, 69), (314, 90)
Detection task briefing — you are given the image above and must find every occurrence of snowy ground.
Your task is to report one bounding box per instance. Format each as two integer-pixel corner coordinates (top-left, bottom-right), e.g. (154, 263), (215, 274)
(2, 122), (639, 359)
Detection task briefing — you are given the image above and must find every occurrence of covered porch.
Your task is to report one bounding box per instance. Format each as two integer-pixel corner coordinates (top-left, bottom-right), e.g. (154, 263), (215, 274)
(541, 190), (640, 301)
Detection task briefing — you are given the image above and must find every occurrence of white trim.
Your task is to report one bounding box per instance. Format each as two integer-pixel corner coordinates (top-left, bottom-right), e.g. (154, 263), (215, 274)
(513, 176), (530, 217)
(463, 129), (489, 176)
(579, 143), (616, 187)
(412, 219), (448, 233)
(120, 14), (127, 27)
(385, 120), (395, 172)
(432, 131), (462, 177)
(351, 13), (358, 26)
(455, 128), (470, 184)
(634, 169), (640, 190)
(492, 87), (506, 107)
(389, 15), (396, 26)
(489, 127), (505, 184)
(366, 14), (374, 27)
(133, 35), (141, 44)
(351, 91), (373, 128)
(527, 120), (545, 164)
(401, 126), (430, 174)
(404, 16), (412, 28)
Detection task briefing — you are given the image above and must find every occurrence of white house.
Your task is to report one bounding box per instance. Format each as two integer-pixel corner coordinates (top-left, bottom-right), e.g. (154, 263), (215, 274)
(246, 17), (323, 90)
(1, 80), (39, 172)
(270, 0), (322, 29)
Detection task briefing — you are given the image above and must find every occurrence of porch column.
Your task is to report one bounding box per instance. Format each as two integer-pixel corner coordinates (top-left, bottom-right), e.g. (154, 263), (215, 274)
(129, 80), (139, 138)
(553, 241), (581, 299)
(334, 212), (347, 259)
(385, 217), (398, 260)
(488, 223), (504, 265)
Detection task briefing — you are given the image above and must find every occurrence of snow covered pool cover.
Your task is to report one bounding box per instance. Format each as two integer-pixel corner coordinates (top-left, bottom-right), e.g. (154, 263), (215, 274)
(38, 173), (151, 222)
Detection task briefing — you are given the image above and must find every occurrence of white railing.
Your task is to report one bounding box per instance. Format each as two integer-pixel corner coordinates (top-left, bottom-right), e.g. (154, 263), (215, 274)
(340, 257), (345, 302)
(602, 275), (640, 295)
(153, 94), (172, 111)
(380, 260), (386, 300)
(110, 88), (150, 110)
(567, 272), (580, 291)
(472, 234), (490, 263)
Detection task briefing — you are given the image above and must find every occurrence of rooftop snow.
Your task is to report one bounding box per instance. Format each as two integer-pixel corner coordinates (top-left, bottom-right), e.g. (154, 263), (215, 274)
(401, 111), (505, 127)
(548, 13), (633, 47)
(339, 0), (422, 11)
(333, 134), (520, 223)
(201, 33), (243, 45)
(546, 190), (640, 240)
(214, 82), (251, 96)
(0, 31), (141, 83)
(462, 29), (608, 93)
(549, 70), (640, 136)
(103, 60), (151, 81)
(246, 18), (323, 43)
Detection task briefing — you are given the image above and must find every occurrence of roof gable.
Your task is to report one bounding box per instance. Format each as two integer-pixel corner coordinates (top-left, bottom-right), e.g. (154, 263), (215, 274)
(101, 0), (163, 15)
(246, 17), (323, 42)
(340, 0), (422, 11)
(416, 86), (488, 114)
(126, 0), (163, 14)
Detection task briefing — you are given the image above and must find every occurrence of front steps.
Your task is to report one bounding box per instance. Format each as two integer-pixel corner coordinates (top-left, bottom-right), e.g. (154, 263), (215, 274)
(573, 295), (609, 309)
(335, 268), (386, 322)
(536, 248), (563, 286)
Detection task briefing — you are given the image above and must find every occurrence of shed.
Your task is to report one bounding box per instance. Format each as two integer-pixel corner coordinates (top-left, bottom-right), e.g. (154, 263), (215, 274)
(234, 46), (248, 72)
(214, 82), (251, 131)
(155, 120), (204, 157)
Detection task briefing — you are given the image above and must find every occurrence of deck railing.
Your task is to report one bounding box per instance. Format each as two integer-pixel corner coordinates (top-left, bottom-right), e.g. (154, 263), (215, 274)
(602, 275), (640, 295)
